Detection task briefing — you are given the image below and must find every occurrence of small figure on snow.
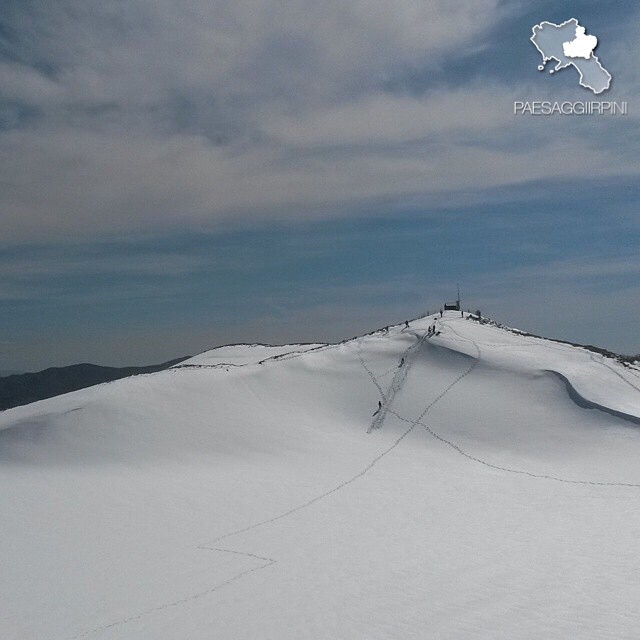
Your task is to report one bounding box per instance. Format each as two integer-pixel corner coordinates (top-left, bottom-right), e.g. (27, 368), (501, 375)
(399, 357), (405, 368)
(373, 400), (382, 416)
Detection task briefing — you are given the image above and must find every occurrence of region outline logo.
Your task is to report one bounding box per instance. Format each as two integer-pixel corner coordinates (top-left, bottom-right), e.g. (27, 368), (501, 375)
(531, 18), (610, 95)
(514, 18), (627, 117)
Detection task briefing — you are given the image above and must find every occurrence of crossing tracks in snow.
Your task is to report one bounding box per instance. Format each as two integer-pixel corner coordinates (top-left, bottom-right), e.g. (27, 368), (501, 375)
(359, 329), (430, 433)
(67, 318), (640, 638)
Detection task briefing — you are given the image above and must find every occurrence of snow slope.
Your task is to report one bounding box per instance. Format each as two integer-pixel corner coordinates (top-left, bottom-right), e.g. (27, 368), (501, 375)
(175, 343), (324, 368)
(2, 313), (640, 640)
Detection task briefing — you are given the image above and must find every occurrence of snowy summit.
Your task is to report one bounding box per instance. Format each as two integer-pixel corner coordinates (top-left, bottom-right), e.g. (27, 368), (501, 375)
(2, 312), (640, 639)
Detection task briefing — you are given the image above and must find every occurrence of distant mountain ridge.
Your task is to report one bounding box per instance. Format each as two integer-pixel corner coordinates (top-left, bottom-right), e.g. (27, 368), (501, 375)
(0, 358), (189, 411)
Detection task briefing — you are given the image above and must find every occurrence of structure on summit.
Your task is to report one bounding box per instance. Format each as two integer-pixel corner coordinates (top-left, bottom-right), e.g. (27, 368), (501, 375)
(443, 286), (461, 312)
(443, 300), (460, 312)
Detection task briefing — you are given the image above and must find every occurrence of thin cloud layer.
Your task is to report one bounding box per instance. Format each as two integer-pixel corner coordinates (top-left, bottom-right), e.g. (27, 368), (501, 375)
(9, 0), (636, 241)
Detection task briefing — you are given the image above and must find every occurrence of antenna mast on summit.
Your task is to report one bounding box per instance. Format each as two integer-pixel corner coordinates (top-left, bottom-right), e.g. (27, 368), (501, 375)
(457, 283), (461, 308)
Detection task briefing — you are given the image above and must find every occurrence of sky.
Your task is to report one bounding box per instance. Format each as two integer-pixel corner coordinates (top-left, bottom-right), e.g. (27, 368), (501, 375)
(1, 0), (639, 372)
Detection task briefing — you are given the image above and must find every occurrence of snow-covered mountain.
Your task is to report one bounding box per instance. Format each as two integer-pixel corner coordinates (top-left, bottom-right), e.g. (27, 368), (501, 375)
(2, 312), (640, 640)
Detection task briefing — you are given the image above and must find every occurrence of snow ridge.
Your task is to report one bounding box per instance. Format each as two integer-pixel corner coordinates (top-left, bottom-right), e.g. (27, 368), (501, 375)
(546, 370), (640, 427)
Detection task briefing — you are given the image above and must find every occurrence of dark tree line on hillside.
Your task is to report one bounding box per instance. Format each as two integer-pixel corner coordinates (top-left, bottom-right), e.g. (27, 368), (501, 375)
(0, 358), (188, 412)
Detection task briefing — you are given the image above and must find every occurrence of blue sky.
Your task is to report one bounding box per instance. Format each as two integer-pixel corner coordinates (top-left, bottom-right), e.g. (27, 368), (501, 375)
(1, 1), (639, 370)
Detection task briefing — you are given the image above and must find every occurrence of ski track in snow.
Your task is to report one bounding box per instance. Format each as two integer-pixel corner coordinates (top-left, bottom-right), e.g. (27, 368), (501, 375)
(67, 549), (278, 639)
(453, 320), (640, 396)
(359, 328), (429, 433)
(445, 322), (640, 417)
(378, 364), (402, 379)
(420, 320), (640, 487)
(589, 354), (640, 395)
(67, 327), (455, 638)
(67, 319), (640, 638)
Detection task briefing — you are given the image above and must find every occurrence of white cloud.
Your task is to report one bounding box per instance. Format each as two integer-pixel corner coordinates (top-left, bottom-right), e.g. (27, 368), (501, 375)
(261, 88), (514, 147)
(0, 62), (65, 105)
(2, 1), (639, 243)
(1, 117), (637, 242)
(3, 0), (505, 115)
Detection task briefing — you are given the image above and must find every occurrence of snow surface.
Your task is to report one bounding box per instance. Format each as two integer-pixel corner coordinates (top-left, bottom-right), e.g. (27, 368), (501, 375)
(175, 343), (324, 368)
(2, 313), (640, 639)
